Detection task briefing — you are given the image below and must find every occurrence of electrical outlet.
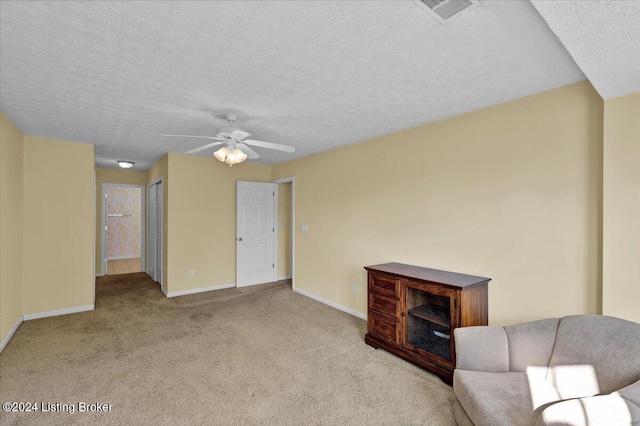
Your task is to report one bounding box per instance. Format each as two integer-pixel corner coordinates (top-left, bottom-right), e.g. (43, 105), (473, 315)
(351, 285), (357, 295)
(188, 269), (194, 277)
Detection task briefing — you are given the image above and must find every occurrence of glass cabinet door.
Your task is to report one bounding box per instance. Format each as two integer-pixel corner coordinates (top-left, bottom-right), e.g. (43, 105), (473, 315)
(403, 282), (456, 363)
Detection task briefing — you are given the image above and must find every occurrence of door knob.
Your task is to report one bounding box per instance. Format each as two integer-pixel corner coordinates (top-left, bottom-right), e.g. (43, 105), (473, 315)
(238, 237), (243, 241)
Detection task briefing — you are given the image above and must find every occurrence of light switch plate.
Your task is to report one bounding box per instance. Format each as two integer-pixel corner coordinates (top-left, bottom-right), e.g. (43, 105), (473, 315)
(301, 224), (309, 232)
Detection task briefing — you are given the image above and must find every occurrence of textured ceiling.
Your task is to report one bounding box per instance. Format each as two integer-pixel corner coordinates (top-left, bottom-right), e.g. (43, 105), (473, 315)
(531, 0), (640, 100)
(0, 1), (586, 170)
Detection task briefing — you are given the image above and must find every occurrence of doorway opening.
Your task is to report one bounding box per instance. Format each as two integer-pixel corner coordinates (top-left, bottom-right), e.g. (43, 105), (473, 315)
(276, 181), (292, 286)
(101, 184), (145, 276)
(273, 177), (295, 290)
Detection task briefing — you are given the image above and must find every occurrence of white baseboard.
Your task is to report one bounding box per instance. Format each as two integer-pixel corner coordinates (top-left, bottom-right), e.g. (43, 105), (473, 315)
(95, 273), (105, 277)
(0, 315), (24, 352)
(165, 283), (235, 298)
(23, 305), (94, 321)
(277, 275), (292, 281)
(160, 286), (168, 296)
(293, 287), (367, 320)
(2, 305), (95, 351)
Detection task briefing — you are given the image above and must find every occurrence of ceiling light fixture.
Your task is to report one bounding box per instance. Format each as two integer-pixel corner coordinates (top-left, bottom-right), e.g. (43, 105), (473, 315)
(117, 160), (135, 169)
(214, 144), (247, 167)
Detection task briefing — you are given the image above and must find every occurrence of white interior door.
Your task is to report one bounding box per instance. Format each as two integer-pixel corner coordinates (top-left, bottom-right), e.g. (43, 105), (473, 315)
(237, 181), (276, 287)
(147, 184), (157, 281)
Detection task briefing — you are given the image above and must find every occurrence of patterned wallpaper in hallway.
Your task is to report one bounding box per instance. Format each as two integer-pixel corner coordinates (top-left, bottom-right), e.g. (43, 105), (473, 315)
(107, 186), (142, 259)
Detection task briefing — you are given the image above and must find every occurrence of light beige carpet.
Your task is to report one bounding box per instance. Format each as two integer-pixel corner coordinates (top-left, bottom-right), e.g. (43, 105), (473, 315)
(0, 273), (455, 425)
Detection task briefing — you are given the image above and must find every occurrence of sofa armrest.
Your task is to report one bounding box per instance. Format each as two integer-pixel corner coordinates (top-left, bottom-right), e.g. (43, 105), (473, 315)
(535, 394), (640, 426)
(454, 326), (509, 372)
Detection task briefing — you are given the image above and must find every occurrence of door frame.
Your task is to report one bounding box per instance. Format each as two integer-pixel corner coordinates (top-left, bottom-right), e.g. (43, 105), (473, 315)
(272, 177), (295, 290)
(147, 178), (164, 289)
(101, 183), (146, 276)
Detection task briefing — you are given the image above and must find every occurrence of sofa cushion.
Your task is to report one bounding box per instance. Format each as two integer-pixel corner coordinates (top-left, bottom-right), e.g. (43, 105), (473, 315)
(548, 315), (640, 397)
(454, 370), (561, 426)
(454, 326), (509, 372)
(535, 394), (640, 426)
(504, 318), (559, 372)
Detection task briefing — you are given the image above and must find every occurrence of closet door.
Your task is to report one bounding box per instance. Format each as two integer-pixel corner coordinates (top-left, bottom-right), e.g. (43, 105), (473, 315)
(156, 181), (163, 286)
(147, 184), (157, 281)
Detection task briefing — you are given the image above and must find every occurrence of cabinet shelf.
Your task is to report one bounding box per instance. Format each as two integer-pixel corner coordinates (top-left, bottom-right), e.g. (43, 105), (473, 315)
(408, 304), (450, 328)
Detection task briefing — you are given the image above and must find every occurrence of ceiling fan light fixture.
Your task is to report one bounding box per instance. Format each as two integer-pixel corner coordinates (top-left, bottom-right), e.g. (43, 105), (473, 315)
(117, 160), (135, 169)
(214, 147), (229, 162)
(225, 151), (237, 164)
(173, 113), (294, 165)
(234, 149), (248, 163)
(214, 147), (247, 166)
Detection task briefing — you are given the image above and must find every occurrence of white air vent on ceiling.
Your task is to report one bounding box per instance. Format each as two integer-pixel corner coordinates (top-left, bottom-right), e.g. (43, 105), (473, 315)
(414, 0), (479, 24)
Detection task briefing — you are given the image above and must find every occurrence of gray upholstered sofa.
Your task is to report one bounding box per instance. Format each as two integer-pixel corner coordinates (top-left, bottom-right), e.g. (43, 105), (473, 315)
(453, 315), (640, 426)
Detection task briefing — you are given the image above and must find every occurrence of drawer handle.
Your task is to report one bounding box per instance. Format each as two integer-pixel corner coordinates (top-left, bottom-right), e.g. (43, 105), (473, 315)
(381, 325), (387, 330)
(381, 303), (387, 307)
(381, 283), (386, 288)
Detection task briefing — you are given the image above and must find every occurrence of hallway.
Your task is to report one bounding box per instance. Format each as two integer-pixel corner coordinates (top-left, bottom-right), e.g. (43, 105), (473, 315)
(107, 258), (141, 275)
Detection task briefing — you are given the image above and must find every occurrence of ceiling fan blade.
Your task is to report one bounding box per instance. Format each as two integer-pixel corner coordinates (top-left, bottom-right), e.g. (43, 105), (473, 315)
(162, 134), (225, 140)
(244, 139), (295, 153)
(185, 141), (225, 154)
(229, 129), (252, 140)
(236, 143), (260, 160)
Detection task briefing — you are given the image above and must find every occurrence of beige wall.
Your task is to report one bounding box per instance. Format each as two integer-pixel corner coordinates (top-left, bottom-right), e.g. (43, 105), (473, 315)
(0, 113), (24, 343)
(22, 136), (95, 314)
(602, 92), (640, 323)
(3, 79), (634, 352)
(278, 182), (292, 278)
(147, 154), (169, 288)
(167, 153), (271, 293)
(95, 168), (147, 273)
(273, 81), (604, 326)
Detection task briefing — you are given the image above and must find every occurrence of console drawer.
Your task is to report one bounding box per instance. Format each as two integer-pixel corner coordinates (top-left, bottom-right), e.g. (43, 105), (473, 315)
(371, 313), (397, 342)
(371, 293), (397, 316)
(371, 275), (397, 295)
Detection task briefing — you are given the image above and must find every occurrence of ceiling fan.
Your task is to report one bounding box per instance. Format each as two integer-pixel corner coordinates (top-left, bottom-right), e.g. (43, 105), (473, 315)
(162, 113), (295, 166)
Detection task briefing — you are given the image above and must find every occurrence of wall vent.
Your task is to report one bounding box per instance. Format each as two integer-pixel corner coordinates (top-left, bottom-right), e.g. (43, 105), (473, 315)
(414, 0), (479, 24)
